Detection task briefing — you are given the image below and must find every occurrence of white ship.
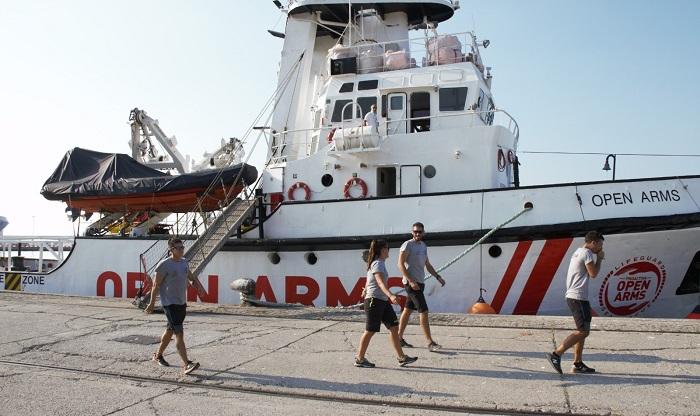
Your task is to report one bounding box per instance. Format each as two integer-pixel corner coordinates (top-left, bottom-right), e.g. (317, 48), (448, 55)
(2, 0), (699, 319)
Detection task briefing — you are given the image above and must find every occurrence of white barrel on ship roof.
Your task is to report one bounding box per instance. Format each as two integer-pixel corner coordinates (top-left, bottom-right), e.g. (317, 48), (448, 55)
(355, 40), (384, 74)
(329, 44), (357, 60)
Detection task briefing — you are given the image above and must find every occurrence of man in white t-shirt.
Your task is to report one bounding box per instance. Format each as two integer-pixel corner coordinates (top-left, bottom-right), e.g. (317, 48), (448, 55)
(363, 104), (380, 133)
(546, 231), (605, 374)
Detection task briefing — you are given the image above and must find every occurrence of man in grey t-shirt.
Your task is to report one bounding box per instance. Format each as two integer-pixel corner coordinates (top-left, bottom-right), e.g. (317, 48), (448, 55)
(145, 238), (206, 375)
(546, 231), (605, 375)
(397, 222), (445, 352)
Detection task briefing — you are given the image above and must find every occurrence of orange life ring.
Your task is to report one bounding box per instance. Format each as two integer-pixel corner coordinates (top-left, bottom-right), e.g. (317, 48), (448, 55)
(287, 182), (311, 201)
(497, 149), (507, 172)
(343, 177), (368, 199)
(326, 128), (337, 143)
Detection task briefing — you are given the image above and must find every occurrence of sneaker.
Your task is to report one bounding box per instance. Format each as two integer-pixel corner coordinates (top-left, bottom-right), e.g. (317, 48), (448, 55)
(572, 362), (596, 374)
(400, 338), (413, 348)
(183, 361), (200, 375)
(152, 353), (169, 367)
(398, 355), (418, 367)
(545, 352), (563, 374)
(428, 341), (442, 352)
(354, 357), (375, 368)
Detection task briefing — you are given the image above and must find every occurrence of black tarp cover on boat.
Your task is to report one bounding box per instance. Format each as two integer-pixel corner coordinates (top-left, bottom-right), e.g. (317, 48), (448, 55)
(40, 147), (258, 200)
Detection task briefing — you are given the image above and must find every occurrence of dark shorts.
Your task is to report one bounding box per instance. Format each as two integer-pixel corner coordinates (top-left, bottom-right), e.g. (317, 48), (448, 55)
(163, 303), (187, 333)
(404, 282), (429, 313)
(566, 298), (592, 332)
(364, 298), (399, 332)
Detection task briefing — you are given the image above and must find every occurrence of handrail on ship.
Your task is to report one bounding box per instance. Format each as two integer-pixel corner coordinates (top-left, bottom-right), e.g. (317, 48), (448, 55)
(327, 31), (487, 75)
(269, 108), (519, 162)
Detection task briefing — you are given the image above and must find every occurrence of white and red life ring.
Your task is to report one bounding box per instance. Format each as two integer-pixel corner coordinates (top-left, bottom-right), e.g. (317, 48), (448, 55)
(287, 182), (311, 201)
(343, 177), (368, 199)
(497, 149), (507, 171)
(326, 128), (337, 143)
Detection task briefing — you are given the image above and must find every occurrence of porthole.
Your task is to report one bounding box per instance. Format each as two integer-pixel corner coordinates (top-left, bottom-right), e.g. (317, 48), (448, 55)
(488, 245), (502, 258)
(423, 165), (436, 178)
(305, 252), (318, 265)
(321, 174), (333, 187)
(268, 252), (281, 264)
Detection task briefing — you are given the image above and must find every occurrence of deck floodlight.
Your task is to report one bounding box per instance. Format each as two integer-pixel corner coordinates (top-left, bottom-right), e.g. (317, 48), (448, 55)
(272, 0), (283, 9)
(482, 40), (490, 48)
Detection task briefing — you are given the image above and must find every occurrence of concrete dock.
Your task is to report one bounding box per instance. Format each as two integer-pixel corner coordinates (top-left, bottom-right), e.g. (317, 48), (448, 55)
(0, 292), (697, 416)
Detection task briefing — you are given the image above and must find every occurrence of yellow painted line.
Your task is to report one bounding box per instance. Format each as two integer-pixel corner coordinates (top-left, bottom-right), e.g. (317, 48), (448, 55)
(4, 273), (21, 291)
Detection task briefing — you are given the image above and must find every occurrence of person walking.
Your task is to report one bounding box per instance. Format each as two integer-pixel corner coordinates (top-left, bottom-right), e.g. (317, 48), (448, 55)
(355, 239), (418, 368)
(145, 237), (206, 375)
(397, 222), (445, 352)
(546, 231), (605, 374)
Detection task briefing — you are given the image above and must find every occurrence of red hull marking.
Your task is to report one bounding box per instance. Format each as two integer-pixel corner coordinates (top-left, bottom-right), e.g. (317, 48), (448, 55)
(96, 271), (122, 297)
(187, 275), (219, 303)
(126, 272), (151, 298)
(286, 276), (320, 306)
(327, 276), (366, 306)
(687, 313), (700, 319)
(255, 276), (278, 303)
(491, 241), (532, 313)
(513, 238), (573, 315)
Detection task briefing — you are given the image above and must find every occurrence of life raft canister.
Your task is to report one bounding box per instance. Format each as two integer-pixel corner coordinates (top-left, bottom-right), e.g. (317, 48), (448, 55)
(287, 182), (311, 201)
(497, 148), (507, 172)
(343, 177), (368, 199)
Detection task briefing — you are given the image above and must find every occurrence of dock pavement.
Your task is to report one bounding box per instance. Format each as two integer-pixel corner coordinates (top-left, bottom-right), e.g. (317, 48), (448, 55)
(0, 292), (697, 416)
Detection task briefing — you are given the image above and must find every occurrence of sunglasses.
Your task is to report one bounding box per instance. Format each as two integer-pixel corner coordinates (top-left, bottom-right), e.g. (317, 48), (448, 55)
(412, 230), (424, 234)
(172, 246), (185, 250)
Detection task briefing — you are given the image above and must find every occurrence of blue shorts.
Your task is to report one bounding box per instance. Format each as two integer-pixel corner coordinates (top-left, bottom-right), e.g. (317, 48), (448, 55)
(163, 304), (187, 333)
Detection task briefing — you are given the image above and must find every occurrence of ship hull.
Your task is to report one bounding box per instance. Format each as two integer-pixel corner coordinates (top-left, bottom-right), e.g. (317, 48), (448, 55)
(5, 177), (699, 318)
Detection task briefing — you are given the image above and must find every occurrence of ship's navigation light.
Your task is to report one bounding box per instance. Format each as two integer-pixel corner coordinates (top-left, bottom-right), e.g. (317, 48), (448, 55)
(482, 40), (490, 48)
(272, 0), (283, 9)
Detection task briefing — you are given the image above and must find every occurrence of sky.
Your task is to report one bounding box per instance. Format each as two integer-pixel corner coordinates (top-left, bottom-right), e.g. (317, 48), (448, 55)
(1, 0), (699, 236)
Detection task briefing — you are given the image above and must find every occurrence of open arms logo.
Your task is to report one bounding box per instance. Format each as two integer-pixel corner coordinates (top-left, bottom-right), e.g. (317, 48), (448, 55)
(598, 257), (666, 316)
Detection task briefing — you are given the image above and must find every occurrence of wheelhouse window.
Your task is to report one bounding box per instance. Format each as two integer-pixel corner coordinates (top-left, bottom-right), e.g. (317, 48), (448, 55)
(331, 99), (354, 122)
(410, 91), (431, 132)
(358, 80), (378, 90)
(357, 96), (377, 118)
(339, 82), (354, 93)
(439, 87), (468, 111)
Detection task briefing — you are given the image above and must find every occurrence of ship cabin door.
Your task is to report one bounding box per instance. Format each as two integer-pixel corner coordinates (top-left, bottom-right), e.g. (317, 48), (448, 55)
(386, 93), (407, 135)
(400, 165), (421, 195)
(376, 167), (397, 197)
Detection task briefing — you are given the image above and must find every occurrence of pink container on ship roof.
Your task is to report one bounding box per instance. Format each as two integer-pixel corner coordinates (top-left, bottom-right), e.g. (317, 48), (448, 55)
(427, 35), (463, 65)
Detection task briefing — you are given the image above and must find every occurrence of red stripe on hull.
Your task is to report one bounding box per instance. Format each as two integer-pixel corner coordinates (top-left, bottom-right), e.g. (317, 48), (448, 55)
(687, 313), (700, 319)
(491, 241), (532, 313)
(512, 238), (574, 315)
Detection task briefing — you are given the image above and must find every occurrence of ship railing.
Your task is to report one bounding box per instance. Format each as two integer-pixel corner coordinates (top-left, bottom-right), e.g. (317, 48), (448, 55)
(0, 236), (74, 273)
(268, 108), (519, 159)
(328, 31), (487, 76)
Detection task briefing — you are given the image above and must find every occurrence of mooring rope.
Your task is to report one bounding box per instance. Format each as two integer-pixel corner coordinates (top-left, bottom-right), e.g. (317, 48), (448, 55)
(235, 202), (534, 309)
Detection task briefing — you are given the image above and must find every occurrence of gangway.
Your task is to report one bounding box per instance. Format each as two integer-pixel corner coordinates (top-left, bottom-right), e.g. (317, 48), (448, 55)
(184, 198), (257, 277)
